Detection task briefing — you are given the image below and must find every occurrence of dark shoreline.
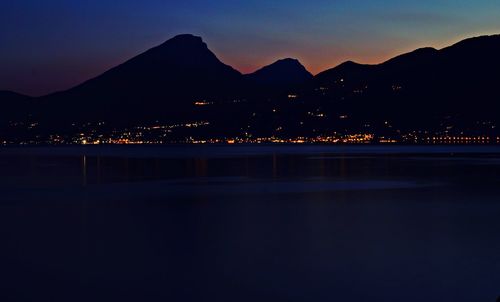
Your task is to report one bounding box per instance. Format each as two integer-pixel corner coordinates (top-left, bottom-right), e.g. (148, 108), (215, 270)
(2, 144), (500, 158)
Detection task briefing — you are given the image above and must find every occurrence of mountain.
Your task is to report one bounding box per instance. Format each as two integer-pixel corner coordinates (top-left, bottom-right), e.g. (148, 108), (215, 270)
(3, 33), (500, 142)
(37, 34), (244, 124)
(0, 91), (32, 124)
(245, 58), (313, 92)
(306, 34), (500, 132)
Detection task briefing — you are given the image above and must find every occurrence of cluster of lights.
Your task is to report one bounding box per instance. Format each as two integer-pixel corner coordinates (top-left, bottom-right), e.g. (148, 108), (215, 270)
(2, 133), (500, 146)
(180, 134), (375, 145)
(2, 117), (500, 145)
(421, 136), (499, 144)
(194, 101), (213, 106)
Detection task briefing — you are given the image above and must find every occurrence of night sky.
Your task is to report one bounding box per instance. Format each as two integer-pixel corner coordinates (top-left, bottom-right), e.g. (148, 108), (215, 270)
(2, 0), (500, 96)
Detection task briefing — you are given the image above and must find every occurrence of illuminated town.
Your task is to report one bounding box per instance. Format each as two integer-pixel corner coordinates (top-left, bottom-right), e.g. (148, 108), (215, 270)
(2, 119), (499, 146)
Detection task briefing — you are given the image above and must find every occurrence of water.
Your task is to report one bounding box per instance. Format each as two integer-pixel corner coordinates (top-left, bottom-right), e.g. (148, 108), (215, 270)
(0, 146), (499, 302)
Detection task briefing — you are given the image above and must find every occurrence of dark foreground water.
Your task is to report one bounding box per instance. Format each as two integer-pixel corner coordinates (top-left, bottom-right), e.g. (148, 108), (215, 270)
(0, 146), (499, 302)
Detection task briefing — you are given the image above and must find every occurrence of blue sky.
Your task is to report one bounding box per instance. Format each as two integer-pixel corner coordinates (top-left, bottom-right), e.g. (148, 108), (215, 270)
(1, 0), (500, 95)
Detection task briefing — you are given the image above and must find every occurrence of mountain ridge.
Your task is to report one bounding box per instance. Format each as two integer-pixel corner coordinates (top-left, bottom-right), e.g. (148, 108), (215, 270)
(1, 33), (500, 142)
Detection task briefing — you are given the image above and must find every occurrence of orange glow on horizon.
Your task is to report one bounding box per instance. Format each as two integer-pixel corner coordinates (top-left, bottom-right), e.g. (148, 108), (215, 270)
(218, 32), (500, 75)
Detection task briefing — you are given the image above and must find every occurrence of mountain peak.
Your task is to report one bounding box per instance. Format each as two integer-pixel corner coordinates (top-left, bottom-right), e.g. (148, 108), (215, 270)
(446, 34), (500, 48)
(314, 60), (370, 80)
(45, 33), (243, 123)
(128, 33), (238, 73)
(441, 34), (500, 57)
(245, 58), (312, 88)
(168, 34), (203, 43)
(382, 47), (438, 66)
(264, 58), (308, 70)
(274, 57), (300, 64)
(250, 58), (311, 76)
(156, 34), (207, 51)
(337, 60), (363, 68)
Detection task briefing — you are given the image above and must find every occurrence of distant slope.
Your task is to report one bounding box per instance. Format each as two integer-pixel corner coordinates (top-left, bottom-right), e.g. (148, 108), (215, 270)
(307, 34), (500, 130)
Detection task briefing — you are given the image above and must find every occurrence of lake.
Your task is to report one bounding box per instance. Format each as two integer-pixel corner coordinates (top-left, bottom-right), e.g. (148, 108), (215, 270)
(0, 145), (499, 302)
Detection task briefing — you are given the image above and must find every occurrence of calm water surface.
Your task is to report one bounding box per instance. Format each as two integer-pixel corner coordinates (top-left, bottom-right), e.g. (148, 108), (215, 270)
(0, 146), (499, 302)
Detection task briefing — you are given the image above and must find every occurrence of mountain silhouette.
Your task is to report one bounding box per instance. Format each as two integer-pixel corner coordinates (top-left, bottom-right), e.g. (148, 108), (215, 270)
(37, 34), (244, 124)
(2, 33), (500, 141)
(308, 34), (500, 131)
(245, 58), (312, 92)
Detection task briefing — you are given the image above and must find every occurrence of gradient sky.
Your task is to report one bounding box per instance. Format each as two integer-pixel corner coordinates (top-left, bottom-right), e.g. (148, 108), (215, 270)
(2, 0), (500, 96)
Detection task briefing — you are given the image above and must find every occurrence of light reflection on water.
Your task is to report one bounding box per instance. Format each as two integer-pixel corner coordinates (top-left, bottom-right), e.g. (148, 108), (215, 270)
(0, 146), (499, 302)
